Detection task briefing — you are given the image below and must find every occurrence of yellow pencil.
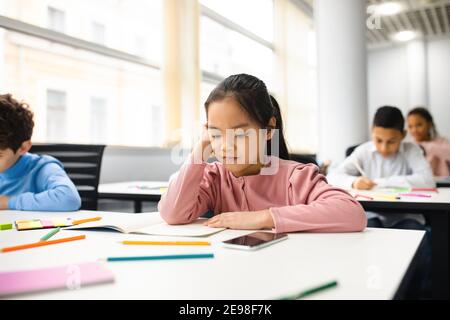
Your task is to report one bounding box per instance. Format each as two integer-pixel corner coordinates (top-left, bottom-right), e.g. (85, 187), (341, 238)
(374, 194), (400, 201)
(122, 240), (210, 246)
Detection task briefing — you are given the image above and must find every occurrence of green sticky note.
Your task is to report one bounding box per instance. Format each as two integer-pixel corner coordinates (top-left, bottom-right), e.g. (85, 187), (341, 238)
(0, 223), (13, 231)
(29, 220), (43, 229)
(392, 187), (410, 193)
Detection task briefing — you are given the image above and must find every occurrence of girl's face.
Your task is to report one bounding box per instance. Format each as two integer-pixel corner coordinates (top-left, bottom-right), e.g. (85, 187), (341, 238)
(207, 97), (272, 177)
(407, 114), (431, 142)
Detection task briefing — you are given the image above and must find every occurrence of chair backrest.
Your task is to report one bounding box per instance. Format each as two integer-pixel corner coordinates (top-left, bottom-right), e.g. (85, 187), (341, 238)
(345, 144), (361, 158)
(30, 144), (106, 210)
(289, 153), (318, 166)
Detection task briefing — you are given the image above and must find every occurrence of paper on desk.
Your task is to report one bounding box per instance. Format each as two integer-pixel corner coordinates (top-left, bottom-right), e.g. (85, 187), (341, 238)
(65, 212), (225, 237)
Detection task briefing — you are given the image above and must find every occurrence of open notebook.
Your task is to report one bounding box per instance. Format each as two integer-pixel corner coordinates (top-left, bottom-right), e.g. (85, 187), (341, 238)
(65, 212), (225, 237)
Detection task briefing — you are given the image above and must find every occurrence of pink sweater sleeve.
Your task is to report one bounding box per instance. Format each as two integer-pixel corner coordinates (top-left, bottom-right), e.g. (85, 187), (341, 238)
(421, 139), (450, 176)
(269, 165), (367, 233)
(158, 155), (217, 225)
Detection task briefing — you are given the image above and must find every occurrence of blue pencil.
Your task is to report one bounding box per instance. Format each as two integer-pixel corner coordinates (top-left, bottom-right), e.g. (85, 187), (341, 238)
(107, 253), (214, 262)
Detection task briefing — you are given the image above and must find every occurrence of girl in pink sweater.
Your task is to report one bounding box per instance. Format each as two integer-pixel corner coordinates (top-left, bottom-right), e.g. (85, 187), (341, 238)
(158, 74), (366, 233)
(407, 107), (450, 177)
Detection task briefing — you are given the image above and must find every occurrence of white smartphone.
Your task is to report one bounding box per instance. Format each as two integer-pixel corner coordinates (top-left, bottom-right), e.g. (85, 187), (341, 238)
(222, 232), (288, 251)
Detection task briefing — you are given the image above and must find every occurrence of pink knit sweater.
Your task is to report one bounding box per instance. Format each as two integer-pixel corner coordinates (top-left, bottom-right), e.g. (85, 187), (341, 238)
(158, 156), (367, 233)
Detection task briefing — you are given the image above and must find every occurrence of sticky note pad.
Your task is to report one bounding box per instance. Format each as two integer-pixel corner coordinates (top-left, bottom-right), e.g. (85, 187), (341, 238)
(0, 262), (115, 297)
(15, 219), (72, 231)
(0, 223), (13, 231)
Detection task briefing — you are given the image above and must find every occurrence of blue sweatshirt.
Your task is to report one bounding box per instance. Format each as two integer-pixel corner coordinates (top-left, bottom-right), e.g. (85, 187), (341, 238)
(0, 153), (81, 211)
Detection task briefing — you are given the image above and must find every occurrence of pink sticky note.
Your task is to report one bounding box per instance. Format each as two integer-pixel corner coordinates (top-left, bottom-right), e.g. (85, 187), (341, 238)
(40, 220), (54, 228)
(0, 262), (114, 297)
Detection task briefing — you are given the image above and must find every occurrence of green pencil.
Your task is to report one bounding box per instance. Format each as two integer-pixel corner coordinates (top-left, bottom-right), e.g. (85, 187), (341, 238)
(107, 253), (214, 262)
(0, 223), (13, 231)
(40, 227), (60, 241)
(279, 280), (338, 300)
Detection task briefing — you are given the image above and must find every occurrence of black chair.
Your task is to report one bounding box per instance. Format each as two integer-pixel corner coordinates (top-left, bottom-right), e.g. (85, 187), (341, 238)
(345, 143), (361, 157)
(30, 144), (106, 210)
(289, 153), (318, 166)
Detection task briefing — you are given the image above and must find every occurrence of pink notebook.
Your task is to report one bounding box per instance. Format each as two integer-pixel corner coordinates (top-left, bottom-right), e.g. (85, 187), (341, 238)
(0, 262), (114, 297)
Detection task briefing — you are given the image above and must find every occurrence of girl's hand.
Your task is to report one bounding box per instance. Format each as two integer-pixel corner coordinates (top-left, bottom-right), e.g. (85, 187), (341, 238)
(0, 196), (9, 210)
(192, 124), (213, 163)
(203, 210), (274, 230)
(352, 176), (377, 190)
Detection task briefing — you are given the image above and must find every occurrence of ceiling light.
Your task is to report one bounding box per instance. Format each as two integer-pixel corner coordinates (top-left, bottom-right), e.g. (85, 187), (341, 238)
(392, 30), (417, 42)
(372, 2), (403, 16)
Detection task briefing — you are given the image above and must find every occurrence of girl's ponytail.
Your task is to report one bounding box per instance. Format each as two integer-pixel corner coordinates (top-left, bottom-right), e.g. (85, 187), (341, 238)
(269, 95), (290, 160)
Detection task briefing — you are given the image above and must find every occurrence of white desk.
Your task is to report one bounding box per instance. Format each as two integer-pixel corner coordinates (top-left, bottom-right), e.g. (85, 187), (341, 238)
(348, 187), (450, 299)
(98, 181), (169, 213)
(0, 211), (424, 300)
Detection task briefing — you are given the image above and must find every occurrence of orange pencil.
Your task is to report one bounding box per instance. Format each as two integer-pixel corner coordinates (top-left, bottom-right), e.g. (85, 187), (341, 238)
(1, 235), (86, 253)
(72, 217), (102, 225)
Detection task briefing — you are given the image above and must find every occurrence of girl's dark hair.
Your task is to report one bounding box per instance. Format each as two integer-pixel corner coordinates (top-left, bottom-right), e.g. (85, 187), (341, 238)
(204, 74), (290, 160)
(407, 107), (439, 139)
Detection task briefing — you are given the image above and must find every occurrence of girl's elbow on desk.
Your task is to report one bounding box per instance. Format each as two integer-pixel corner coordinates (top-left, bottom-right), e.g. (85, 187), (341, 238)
(159, 207), (196, 225)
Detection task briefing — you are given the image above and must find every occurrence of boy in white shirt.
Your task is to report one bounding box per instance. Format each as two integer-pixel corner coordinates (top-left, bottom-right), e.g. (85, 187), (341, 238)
(328, 106), (433, 298)
(328, 105), (435, 228)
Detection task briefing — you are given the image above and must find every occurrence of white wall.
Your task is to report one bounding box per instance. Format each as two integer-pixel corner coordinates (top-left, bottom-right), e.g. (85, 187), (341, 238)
(368, 45), (409, 127)
(368, 38), (450, 139)
(428, 38), (450, 139)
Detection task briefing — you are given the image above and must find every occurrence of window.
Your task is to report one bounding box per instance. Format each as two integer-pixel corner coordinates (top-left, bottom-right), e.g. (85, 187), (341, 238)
(46, 90), (67, 142)
(200, 0), (275, 90)
(151, 104), (162, 145)
(199, 81), (217, 123)
(276, 1), (318, 153)
(91, 22), (106, 45)
(47, 7), (65, 33)
(200, 0), (274, 42)
(200, 0), (318, 153)
(90, 97), (108, 143)
(1, 0), (163, 147)
(1, 0), (318, 152)
(200, 16), (275, 87)
(4, 0), (163, 62)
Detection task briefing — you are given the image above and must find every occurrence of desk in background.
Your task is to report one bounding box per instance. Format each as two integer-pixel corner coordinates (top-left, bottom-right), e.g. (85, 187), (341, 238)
(98, 181), (169, 213)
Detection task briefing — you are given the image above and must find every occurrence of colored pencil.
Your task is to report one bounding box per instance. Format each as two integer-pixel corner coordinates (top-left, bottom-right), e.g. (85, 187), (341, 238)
(40, 227), (61, 241)
(2, 235), (86, 253)
(279, 280), (338, 300)
(122, 240), (210, 246)
(72, 217), (102, 225)
(354, 194), (374, 200)
(107, 253), (214, 262)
